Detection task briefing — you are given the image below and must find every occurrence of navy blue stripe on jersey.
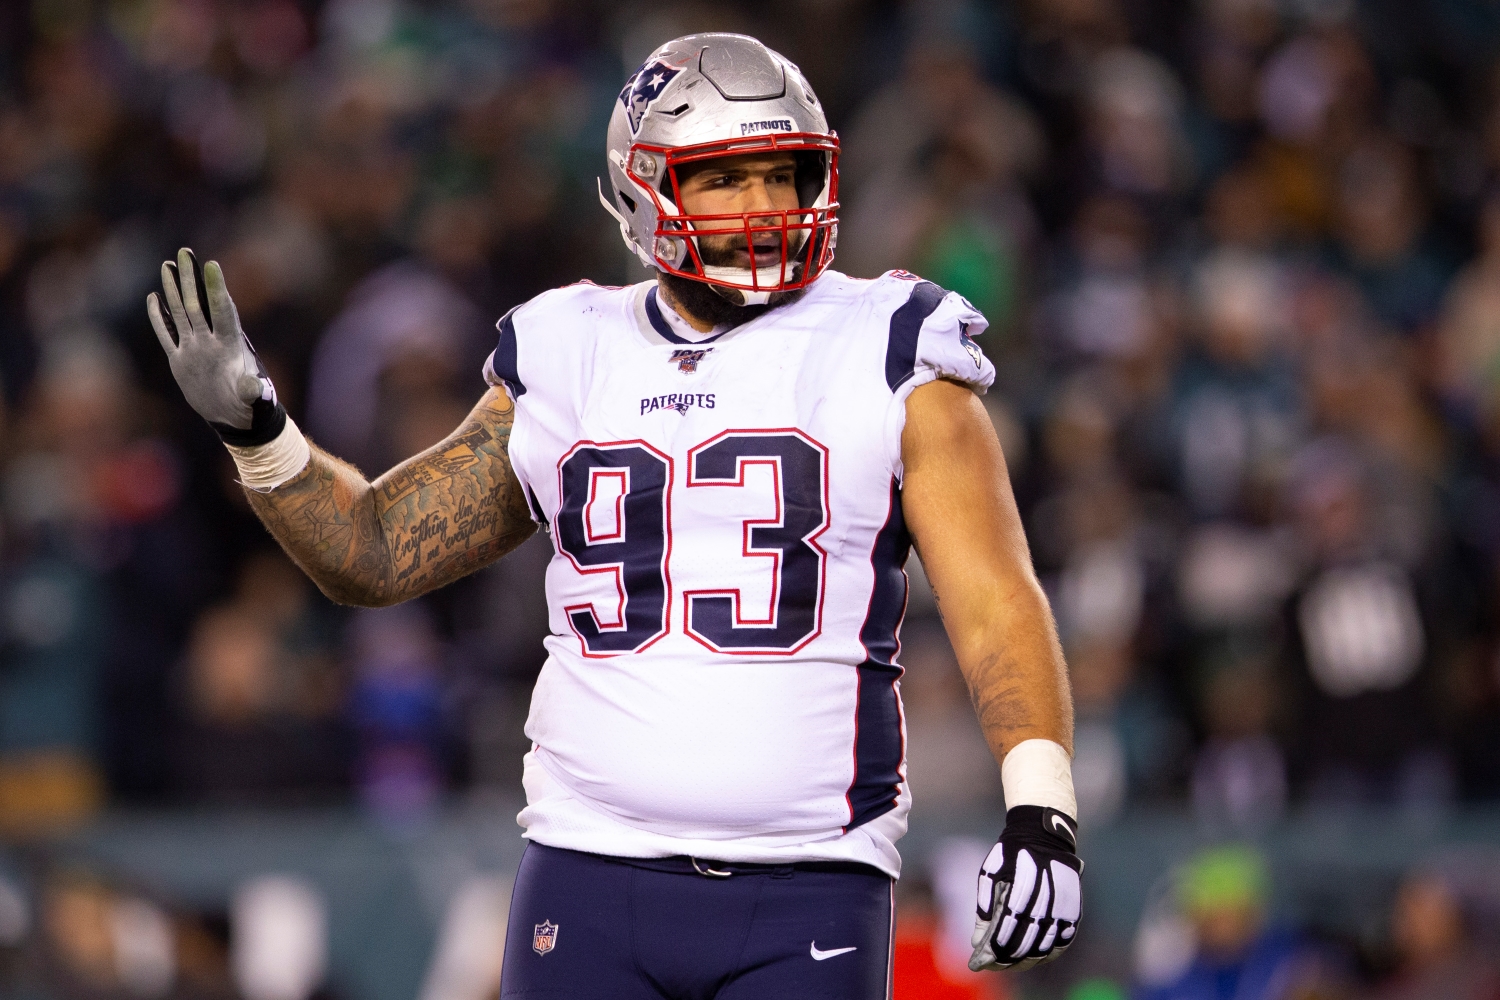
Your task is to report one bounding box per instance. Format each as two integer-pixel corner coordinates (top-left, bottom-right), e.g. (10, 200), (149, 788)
(884, 281), (946, 392)
(846, 478), (911, 832)
(858, 479), (910, 667)
(493, 306), (526, 397)
(645, 286), (727, 345)
(525, 485), (549, 529)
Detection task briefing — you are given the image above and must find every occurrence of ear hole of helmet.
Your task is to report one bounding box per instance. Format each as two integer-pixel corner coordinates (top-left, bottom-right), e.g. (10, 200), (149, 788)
(618, 190), (637, 213)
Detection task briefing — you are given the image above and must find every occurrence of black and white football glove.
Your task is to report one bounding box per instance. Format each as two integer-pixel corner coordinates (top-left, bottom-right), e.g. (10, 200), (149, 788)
(147, 248), (285, 446)
(969, 805), (1083, 971)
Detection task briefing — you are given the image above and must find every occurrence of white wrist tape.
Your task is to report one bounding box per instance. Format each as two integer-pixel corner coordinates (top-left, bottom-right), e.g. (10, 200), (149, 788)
(225, 416), (311, 492)
(1001, 738), (1077, 818)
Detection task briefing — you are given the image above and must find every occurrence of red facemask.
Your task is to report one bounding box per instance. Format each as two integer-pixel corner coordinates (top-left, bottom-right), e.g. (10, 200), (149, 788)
(623, 132), (840, 297)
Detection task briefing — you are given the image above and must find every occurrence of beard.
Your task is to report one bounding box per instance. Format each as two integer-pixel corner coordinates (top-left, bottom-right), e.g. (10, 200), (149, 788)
(658, 232), (808, 328)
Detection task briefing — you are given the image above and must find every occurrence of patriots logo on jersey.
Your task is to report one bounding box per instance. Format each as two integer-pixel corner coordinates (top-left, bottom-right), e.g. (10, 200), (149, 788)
(620, 61), (682, 133)
(670, 348), (711, 373)
(640, 392), (715, 415)
(533, 920), (558, 956)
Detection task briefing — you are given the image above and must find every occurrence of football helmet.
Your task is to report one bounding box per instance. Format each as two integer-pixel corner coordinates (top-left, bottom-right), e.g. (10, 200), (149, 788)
(600, 33), (839, 305)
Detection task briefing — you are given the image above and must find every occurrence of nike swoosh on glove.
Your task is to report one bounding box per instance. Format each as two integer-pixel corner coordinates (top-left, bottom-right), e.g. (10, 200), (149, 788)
(147, 248), (286, 446)
(969, 805), (1083, 972)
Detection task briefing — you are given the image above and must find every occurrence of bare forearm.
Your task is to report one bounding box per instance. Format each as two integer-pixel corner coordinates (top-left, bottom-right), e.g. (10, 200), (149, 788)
(937, 575), (1073, 761)
(244, 447), (394, 605)
(368, 392), (536, 598)
(244, 389), (535, 606)
(902, 379), (1074, 763)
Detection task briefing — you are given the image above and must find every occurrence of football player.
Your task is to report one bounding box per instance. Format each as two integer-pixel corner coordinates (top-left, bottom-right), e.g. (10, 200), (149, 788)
(148, 33), (1081, 999)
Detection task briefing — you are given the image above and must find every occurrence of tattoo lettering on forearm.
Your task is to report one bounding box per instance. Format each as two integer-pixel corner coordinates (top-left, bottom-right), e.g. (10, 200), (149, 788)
(244, 389), (534, 606)
(447, 495), (500, 550)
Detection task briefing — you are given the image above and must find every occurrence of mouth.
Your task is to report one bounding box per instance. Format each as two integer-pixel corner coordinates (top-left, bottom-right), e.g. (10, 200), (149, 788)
(733, 241), (783, 268)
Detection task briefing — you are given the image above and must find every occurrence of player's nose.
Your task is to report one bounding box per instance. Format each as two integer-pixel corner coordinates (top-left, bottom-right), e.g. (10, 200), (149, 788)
(739, 176), (781, 219)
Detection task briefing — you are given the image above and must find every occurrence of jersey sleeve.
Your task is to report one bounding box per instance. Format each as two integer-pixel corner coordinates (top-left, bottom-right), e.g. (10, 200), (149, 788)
(481, 287), (587, 529)
(879, 274), (996, 400)
(482, 304), (526, 399)
(875, 274), (999, 480)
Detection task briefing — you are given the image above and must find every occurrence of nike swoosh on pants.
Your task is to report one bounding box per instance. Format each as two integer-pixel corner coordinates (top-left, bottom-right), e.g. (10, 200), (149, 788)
(809, 943), (858, 961)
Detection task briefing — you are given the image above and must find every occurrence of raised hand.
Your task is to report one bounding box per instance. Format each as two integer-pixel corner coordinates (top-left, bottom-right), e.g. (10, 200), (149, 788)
(147, 247), (285, 445)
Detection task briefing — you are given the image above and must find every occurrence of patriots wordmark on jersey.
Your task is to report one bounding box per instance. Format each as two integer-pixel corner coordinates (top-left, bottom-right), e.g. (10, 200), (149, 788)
(482, 271), (995, 874)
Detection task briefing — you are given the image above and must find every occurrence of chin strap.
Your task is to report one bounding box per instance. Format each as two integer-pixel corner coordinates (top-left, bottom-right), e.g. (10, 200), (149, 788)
(700, 263), (800, 305)
(697, 224), (810, 304)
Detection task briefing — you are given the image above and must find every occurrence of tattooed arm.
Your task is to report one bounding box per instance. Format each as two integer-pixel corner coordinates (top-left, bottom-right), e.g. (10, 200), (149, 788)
(900, 378), (1073, 761)
(245, 388), (536, 607)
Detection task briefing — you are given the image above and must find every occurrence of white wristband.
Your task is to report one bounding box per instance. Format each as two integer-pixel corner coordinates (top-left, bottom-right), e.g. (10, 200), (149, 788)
(225, 416), (312, 492)
(1001, 738), (1077, 818)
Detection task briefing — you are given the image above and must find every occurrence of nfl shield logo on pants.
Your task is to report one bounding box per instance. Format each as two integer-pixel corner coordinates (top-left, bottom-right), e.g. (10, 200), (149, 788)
(533, 920), (558, 956)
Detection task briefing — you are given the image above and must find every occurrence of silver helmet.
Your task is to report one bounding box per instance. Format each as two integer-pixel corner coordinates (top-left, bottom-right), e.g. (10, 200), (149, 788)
(599, 33), (839, 305)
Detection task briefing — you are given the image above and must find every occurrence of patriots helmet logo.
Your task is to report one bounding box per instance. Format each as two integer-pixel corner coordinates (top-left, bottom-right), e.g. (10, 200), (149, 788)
(670, 348), (711, 373)
(620, 60), (682, 133)
(533, 920), (558, 956)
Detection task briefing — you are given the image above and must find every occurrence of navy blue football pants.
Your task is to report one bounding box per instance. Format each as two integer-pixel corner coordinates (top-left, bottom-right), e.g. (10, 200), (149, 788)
(500, 842), (894, 999)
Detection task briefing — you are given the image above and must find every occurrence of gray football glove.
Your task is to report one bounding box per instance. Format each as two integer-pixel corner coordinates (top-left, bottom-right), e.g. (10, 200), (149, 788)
(970, 805), (1083, 972)
(147, 248), (285, 446)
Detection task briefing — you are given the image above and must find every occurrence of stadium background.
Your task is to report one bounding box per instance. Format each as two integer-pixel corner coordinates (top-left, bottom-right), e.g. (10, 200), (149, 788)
(3, 0), (1500, 997)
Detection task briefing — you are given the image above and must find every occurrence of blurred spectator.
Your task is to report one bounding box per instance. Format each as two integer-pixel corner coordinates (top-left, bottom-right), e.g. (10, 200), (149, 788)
(232, 875), (327, 1000)
(1, 334), (198, 830)
(305, 263), (487, 475)
(1084, 48), (1195, 204)
(35, 867), (236, 999)
(1135, 845), (1342, 1000)
(347, 603), (450, 824)
(1361, 872), (1500, 1000)
(1191, 655), (1287, 832)
(1169, 248), (1300, 521)
(1437, 187), (1500, 429)
(1281, 440), (1449, 805)
(839, 31), (1043, 331)
(1329, 136), (1451, 336)
(1041, 196), (1168, 363)
(173, 551), (349, 804)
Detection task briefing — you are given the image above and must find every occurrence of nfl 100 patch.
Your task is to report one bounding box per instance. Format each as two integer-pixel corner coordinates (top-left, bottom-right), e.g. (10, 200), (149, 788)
(533, 920), (558, 956)
(670, 348), (712, 373)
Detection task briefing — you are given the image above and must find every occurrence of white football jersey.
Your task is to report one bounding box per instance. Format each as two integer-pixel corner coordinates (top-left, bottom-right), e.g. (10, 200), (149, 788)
(482, 269), (995, 876)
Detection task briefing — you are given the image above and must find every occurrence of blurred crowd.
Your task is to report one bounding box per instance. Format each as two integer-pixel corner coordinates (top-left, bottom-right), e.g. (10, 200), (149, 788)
(4, 0), (1500, 994)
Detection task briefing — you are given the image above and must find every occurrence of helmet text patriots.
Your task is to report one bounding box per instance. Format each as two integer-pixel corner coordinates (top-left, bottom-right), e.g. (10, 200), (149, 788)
(739, 118), (793, 135)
